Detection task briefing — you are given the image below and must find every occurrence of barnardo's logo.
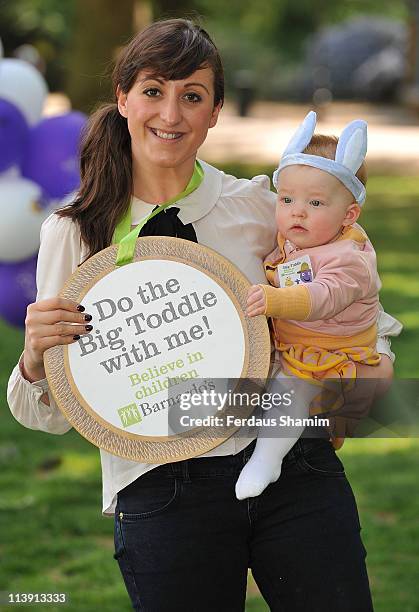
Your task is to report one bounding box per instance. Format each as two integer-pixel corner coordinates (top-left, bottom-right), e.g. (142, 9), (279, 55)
(118, 403), (142, 428)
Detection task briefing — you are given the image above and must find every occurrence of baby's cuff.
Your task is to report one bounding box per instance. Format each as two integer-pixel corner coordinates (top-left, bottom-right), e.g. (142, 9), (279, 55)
(260, 284), (311, 320)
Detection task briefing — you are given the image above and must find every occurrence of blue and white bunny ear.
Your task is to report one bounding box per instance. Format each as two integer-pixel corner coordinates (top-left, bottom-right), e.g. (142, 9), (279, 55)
(335, 120), (367, 174)
(282, 110), (317, 157)
(273, 111), (317, 188)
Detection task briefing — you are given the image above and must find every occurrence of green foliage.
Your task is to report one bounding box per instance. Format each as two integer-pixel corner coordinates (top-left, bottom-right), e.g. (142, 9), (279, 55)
(0, 0), (73, 42)
(0, 0), (409, 98)
(196, 0), (408, 99)
(0, 0), (75, 89)
(198, 0), (407, 56)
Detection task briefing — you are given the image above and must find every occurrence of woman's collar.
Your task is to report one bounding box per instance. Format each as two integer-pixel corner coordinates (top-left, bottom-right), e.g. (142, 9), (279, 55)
(130, 159), (222, 225)
(175, 159), (223, 224)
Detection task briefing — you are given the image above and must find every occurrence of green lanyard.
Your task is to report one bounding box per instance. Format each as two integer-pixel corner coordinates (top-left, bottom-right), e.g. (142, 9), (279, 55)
(112, 160), (204, 266)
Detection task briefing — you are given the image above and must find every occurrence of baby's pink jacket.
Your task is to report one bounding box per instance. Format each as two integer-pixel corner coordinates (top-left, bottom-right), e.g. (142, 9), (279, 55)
(264, 225), (380, 336)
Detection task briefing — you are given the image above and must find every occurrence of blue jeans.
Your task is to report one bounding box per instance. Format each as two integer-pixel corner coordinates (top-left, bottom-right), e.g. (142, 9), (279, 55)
(113, 438), (373, 611)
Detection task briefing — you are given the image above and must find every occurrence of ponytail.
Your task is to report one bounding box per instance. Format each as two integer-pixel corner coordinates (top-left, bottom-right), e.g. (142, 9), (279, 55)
(57, 18), (225, 262)
(57, 103), (132, 260)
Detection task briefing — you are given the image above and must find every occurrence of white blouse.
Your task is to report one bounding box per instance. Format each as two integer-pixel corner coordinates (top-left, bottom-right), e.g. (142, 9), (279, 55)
(7, 160), (402, 516)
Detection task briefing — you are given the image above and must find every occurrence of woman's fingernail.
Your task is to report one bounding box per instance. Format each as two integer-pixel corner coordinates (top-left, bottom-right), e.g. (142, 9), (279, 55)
(73, 335), (81, 340)
(85, 325), (93, 331)
(77, 305), (85, 312)
(84, 314), (92, 322)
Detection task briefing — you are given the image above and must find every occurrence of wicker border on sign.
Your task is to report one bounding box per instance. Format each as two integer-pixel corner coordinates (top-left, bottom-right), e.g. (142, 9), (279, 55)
(44, 236), (271, 463)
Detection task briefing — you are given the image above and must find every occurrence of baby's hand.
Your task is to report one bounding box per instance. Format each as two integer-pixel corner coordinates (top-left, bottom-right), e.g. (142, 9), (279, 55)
(246, 285), (267, 317)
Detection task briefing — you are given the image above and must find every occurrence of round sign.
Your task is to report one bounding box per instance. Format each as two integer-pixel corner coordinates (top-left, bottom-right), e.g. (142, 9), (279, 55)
(44, 237), (271, 462)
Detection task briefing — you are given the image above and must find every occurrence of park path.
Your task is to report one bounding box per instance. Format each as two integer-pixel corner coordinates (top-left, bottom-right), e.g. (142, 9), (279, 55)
(199, 101), (419, 174)
(45, 95), (419, 173)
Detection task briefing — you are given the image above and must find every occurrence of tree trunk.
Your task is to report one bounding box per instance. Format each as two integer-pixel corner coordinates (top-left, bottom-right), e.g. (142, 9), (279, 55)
(65, 0), (136, 113)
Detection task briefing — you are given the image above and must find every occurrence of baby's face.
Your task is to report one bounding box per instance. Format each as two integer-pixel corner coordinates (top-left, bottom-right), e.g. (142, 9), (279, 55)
(275, 165), (360, 249)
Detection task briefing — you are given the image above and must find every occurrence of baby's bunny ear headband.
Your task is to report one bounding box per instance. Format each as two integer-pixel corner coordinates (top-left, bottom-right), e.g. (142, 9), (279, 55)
(272, 111), (367, 205)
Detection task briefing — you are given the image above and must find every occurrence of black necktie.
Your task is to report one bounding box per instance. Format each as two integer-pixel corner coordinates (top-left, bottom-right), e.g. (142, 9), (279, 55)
(139, 206), (197, 243)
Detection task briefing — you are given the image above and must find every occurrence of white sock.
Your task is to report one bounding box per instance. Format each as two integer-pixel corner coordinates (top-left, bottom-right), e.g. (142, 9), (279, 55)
(235, 435), (297, 500)
(235, 374), (316, 500)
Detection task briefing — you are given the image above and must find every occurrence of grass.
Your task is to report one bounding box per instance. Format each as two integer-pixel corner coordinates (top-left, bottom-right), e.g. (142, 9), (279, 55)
(1, 171), (418, 611)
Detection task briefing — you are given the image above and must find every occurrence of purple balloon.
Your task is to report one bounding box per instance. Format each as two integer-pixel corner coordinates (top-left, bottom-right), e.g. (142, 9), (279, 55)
(0, 98), (29, 172)
(0, 254), (37, 327)
(22, 111), (87, 199)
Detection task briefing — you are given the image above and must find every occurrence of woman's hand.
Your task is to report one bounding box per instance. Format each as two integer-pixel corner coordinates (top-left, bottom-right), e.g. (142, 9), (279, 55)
(23, 298), (93, 381)
(328, 354), (394, 451)
(246, 285), (267, 317)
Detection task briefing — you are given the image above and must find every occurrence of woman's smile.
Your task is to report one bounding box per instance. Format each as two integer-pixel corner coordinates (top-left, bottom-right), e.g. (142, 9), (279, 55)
(148, 127), (186, 141)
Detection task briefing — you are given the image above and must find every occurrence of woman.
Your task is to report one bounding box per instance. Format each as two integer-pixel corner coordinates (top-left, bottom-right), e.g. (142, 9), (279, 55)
(8, 18), (398, 611)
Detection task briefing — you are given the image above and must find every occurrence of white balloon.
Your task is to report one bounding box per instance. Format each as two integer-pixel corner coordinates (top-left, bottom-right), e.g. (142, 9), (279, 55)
(0, 165), (20, 180)
(0, 177), (50, 262)
(0, 58), (48, 125)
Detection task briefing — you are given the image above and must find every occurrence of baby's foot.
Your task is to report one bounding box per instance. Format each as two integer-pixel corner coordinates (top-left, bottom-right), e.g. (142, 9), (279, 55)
(235, 457), (283, 500)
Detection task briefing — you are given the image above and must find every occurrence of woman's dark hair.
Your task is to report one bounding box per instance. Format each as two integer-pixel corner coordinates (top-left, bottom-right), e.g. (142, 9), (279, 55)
(57, 18), (224, 260)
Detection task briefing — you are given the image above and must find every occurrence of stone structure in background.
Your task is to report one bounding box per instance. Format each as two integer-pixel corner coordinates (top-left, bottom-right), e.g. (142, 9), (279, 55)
(296, 17), (406, 103)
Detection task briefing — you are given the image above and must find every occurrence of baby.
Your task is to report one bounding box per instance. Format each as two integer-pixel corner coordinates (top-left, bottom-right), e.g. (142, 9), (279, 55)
(236, 111), (383, 500)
